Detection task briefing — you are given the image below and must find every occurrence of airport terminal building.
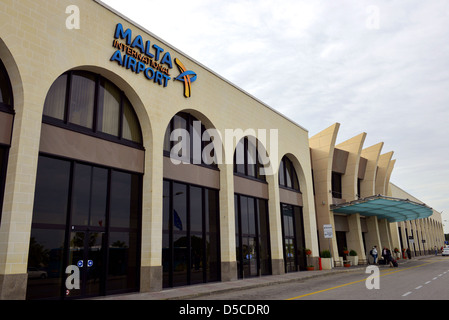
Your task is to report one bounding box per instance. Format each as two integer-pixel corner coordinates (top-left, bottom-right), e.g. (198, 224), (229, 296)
(0, 0), (444, 299)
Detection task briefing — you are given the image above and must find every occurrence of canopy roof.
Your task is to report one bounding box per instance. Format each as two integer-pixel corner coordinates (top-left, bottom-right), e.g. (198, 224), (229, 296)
(331, 195), (433, 222)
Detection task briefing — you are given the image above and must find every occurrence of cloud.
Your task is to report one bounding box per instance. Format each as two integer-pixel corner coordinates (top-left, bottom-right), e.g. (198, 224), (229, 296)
(102, 0), (449, 230)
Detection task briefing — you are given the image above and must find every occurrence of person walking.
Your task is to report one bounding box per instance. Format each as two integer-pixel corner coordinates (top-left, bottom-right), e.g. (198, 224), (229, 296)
(371, 246), (378, 264)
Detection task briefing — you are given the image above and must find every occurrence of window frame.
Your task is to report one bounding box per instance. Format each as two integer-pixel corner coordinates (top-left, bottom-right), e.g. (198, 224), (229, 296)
(163, 112), (218, 169)
(233, 137), (267, 182)
(42, 71), (143, 150)
(278, 156), (301, 192)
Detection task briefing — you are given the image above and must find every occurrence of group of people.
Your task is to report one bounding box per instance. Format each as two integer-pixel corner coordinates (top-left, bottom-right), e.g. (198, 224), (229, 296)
(369, 245), (399, 266)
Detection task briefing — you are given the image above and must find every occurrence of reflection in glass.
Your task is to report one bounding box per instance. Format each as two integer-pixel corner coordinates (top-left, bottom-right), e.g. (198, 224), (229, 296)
(110, 171), (140, 229)
(29, 156), (141, 299)
(71, 164), (108, 227)
(107, 232), (138, 293)
(163, 180), (220, 288)
(235, 195), (271, 279)
(32, 156), (71, 225)
(172, 182), (187, 287)
(281, 203), (306, 272)
(26, 229), (65, 300)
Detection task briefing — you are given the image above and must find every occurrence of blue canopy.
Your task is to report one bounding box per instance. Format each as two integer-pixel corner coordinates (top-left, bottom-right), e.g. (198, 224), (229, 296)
(331, 195), (432, 222)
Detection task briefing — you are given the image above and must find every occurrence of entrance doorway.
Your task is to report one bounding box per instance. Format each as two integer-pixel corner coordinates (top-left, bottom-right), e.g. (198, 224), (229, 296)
(27, 156), (141, 300)
(67, 229), (106, 298)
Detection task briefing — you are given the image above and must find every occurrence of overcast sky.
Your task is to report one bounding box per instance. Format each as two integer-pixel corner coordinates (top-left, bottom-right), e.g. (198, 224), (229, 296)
(102, 0), (449, 232)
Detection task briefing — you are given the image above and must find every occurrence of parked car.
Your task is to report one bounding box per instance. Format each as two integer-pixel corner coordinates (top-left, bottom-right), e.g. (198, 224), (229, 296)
(442, 248), (449, 256)
(27, 267), (47, 279)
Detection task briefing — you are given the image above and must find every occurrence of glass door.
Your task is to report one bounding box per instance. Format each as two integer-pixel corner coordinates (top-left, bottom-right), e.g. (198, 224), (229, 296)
(67, 229), (106, 298)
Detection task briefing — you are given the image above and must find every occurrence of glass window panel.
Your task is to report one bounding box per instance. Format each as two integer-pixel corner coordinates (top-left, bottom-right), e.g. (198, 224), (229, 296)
(292, 170), (300, 191)
(33, 156), (71, 225)
(163, 122), (171, 153)
(43, 74), (67, 120)
(285, 159), (292, 188)
(98, 80), (120, 137)
(191, 119), (202, 165)
(172, 182), (187, 286)
(247, 138), (257, 177)
(122, 98), (142, 143)
(162, 180), (171, 288)
(68, 72), (96, 129)
(190, 186), (203, 284)
(26, 228), (66, 300)
(0, 147), (6, 216)
(205, 189), (219, 282)
(240, 196), (248, 236)
(258, 199), (271, 276)
(234, 139), (245, 174)
(294, 206), (306, 270)
(248, 197), (256, 235)
(190, 186), (202, 233)
(0, 62), (12, 106)
(279, 159), (285, 186)
(110, 171), (140, 229)
(107, 231), (138, 293)
(71, 164), (108, 227)
(171, 114), (189, 162)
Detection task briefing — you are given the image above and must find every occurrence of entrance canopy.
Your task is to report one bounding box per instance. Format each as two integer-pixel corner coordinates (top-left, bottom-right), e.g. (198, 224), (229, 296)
(331, 195), (433, 222)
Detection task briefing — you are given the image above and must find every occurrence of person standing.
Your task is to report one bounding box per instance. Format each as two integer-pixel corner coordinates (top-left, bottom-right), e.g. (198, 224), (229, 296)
(382, 247), (387, 265)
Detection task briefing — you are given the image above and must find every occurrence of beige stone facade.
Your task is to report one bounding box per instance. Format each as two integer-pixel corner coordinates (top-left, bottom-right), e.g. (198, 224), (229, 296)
(0, 0), (444, 299)
(310, 123), (444, 266)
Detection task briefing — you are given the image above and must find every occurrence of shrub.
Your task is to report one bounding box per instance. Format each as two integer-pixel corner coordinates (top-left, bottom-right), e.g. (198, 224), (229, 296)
(320, 250), (331, 258)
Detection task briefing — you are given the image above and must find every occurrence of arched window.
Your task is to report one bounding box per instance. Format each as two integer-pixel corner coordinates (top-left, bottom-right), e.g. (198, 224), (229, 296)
(28, 70), (144, 300)
(163, 112), (217, 166)
(0, 60), (13, 112)
(43, 71), (142, 147)
(279, 156), (300, 191)
(0, 59), (13, 222)
(233, 136), (266, 181)
(162, 111), (221, 288)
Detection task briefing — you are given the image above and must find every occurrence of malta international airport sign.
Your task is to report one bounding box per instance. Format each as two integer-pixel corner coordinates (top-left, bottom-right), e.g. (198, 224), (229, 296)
(110, 23), (197, 98)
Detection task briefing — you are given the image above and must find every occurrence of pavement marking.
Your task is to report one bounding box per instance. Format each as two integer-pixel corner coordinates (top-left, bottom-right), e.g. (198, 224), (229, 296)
(402, 292), (412, 297)
(425, 281), (431, 284)
(287, 261), (436, 300)
(415, 285), (422, 290)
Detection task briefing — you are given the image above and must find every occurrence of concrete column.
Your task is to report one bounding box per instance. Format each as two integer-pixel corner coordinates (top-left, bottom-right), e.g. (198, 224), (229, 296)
(365, 216), (382, 254)
(219, 164), (237, 282)
(266, 173), (284, 275)
(0, 97), (41, 300)
(346, 213), (365, 263)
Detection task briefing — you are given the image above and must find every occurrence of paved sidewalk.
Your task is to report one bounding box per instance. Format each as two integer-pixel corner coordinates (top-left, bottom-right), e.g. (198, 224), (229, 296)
(95, 255), (428, 300)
